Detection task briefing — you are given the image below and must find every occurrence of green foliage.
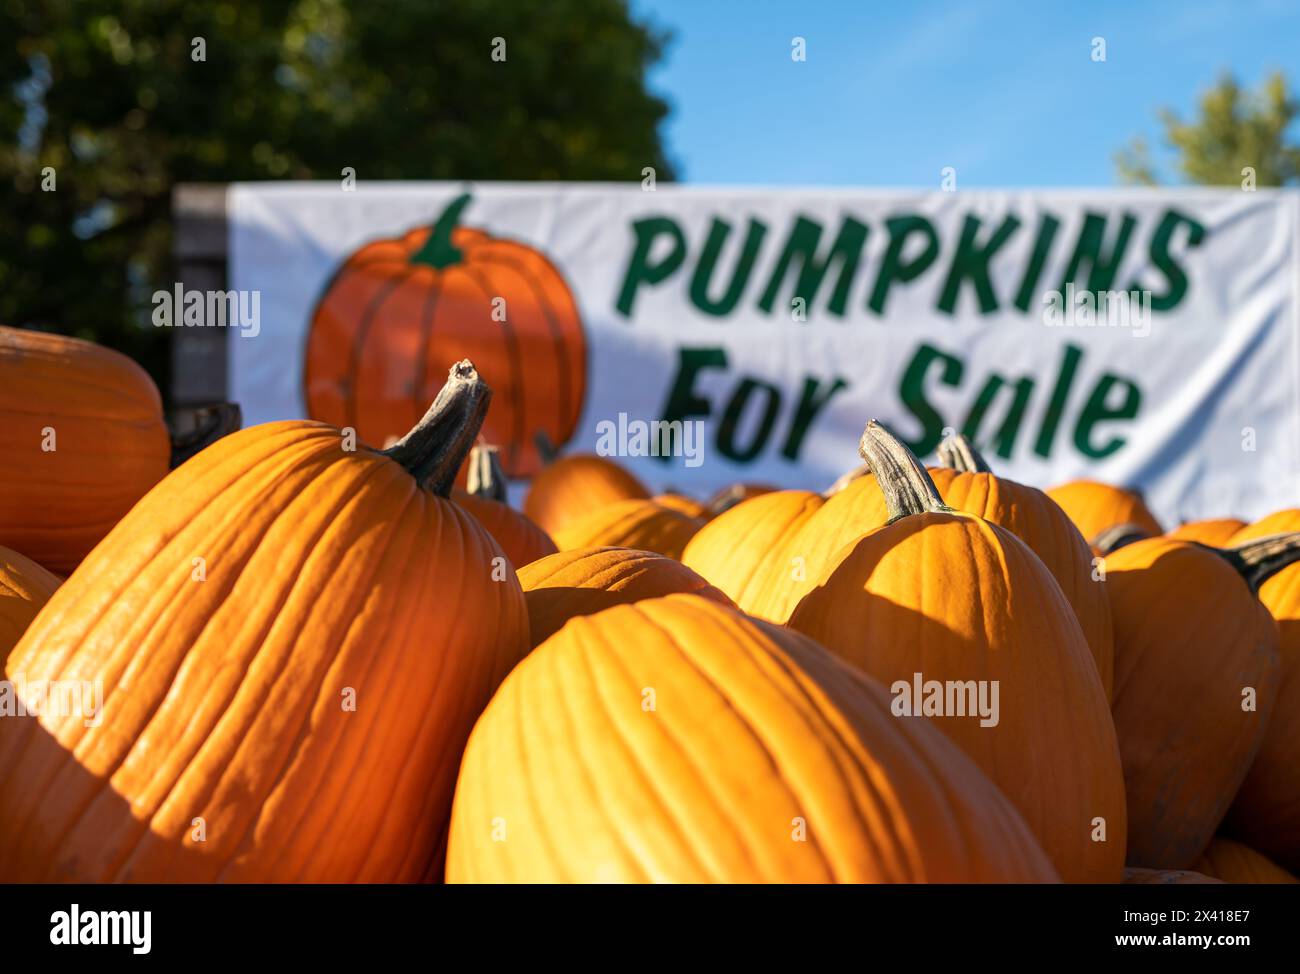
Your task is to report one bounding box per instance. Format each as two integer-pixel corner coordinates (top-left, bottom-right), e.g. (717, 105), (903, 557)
(1116, 71), (1300, 187)
(0, 0), (675, 394)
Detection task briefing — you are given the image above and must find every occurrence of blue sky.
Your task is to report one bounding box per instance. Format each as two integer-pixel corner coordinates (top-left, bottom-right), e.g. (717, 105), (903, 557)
(630, 0), (1299, 186)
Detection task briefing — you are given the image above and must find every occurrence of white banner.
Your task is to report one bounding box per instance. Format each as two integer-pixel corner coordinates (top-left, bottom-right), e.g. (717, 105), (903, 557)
(228, 182), (1300, 523)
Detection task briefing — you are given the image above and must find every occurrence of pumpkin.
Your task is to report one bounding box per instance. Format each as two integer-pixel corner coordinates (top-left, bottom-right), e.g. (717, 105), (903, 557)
(0, 361), (529, 882)
(1045, 479), (1162, 546)
(303, 193), (586, 478)
(1233, 509), (1300, 542)
(1122, 867), (1222, 885)
(1105, 534), (1295, 869)
(523, 443), (650, 537)
(652, 492), (712, 520)
(1168, 518), (1247, 547)
(706, 482), (778, 516)
(787, 422), (1125, 883)
(0, 546), (60, 664)
(452, 444), (556, 569)
(1224, 531), (1300, 870)
(551, 499), (702, 560)
(518, 546), (732, 647)
(1192, 837), (1297, 884)
(680, 489), (826, 619)
(0, 326), (171, 574)
(446, 594), (1058, 883)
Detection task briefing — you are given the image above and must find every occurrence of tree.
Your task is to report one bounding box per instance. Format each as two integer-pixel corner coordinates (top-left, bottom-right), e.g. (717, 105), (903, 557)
(1116, 71), (1300, 187)
(0, 0), (675, 396)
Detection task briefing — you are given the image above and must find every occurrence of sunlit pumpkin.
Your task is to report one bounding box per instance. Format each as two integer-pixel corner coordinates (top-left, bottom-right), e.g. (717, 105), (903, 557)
(447, 594), (1058, 883)
(452, 444), (556, 569)
(303, 193), (586, 478)
(0, 546), (60, 664)
(0, 326), (171, 574)
(523, 446), (650, 536)
(551, 498), (702, 560)
(1167, 518), (1247, 547)
(0, 361), (529, 882)
(1192, 837), (1297, 884)
(787, 422), (1125, 883)
(1045, 479), (1162, 547)
(518, 546), (731, 647)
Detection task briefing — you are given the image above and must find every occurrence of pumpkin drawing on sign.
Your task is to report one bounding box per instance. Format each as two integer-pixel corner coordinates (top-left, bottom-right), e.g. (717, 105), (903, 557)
(304, 193), (586, 477)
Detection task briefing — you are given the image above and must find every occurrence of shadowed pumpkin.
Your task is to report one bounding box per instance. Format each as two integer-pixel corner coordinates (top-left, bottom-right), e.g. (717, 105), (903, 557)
(452, 444), (556, 570)
(0, 546), (60, 665)
(1192, 837), (1297, 884)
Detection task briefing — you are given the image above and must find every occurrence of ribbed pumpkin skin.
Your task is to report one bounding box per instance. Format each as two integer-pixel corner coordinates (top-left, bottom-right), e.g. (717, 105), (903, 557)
(446, 595), (1058, 883)
(1224, 551), (1300, 869)
(1123, 867), (1222, 884)
(1193, 838), (1297, 883)
(551, 499), (701, 560)
(1045, 479), (1162, 543)
(787, 512), (1125, 883)
(523, 454), (649, 536)
(0, 420), (529, 882)
(1167, 518), (1247, 547)
(0, 546), (60, 664)
(452, 489), (557, 569)
(519, 547), (732, 647)
(0, 327), (171, 573)
(680, 489), (825, 620)
(1105, 537), (1279, 870)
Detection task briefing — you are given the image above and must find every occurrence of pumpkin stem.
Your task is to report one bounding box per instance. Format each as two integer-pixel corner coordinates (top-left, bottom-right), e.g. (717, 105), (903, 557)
(169, 401), (242, 468)
(936, 433), (992, 474)
(409, 193), (472, 270)
(466, 444), (508, 502)
(1212, 532), (1300, 594)
(708, 483), (750, 516)
(534, 430), (558, 465)
(858, 420), (952, 521)
(1091, 523), (1150, 554)
(383, 360), (491, 496)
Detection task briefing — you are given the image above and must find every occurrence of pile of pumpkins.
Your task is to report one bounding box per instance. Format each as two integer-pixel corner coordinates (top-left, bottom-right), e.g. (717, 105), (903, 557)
(1, 325), (1298, 884)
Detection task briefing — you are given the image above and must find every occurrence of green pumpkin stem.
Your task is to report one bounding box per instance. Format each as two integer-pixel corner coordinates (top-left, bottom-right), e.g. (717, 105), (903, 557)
(1212, 532), (1300, 595)
(1091, 523), (1150, 554)
(936, 433), (992, 474)
(858, 420), (952, 522)
(409, 193), (472, 269)
(466, 444), (508, 502)
(384, 359), (491, 496)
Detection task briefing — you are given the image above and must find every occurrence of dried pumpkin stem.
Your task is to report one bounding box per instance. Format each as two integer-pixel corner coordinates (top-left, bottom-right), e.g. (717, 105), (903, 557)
(1091, 523), (1150, 554)
(384, 359), (491, 496)
(169, 401), (243, 468)
(936, 433), (992, 474)
(467, 444), (508, 502)
(534, 430), (558, 465)
(1211, 532), (1300, 594)
(858, 420), (952, 521)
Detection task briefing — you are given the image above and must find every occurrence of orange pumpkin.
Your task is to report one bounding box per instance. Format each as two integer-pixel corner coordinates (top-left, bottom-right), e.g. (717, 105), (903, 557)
(1122, 867), (1222, 885)
(551, 498), (702, 560)
(0, 326), (171, 574)
(652, 492), (712, 520)
(1167, 518), (1247, 547)
(706, 482), (778, 515)
(518, 546), (731, 646)
(447, 594), (1058, 883)
(1045, 479), (1162, 547)
(0, 361), (529, 882)
(452, 444), (556, 569)
(1192, 837), (1297, 884)
(1105, 534), (1294, 869)
(1232, 508), (1300, 542)
(523, 448), (650, 537)
(0, 546), (60, 664)
(787, 422), (1125, 883)
(303, 193), (586, 478)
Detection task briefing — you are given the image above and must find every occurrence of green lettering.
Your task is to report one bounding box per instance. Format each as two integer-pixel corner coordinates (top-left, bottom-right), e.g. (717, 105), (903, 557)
(616, 216), (687, 316)
(898, 342), (963, 455)
(1074, 375), (1140, 458)
(869, 215), (939, 315)
(1033, 343), (1083, 458)
(1140, 209), (1207, 312)
(1058, 212), (1137, 296)
(758, 215), (868, 318)
(781, 375), (849, 460)
(937, 214), (1021, 314)
(689, 217), (767, 316)
(1014, 213), (1061, 312)
(717, 378), (782, 462)
(657, 346), (728, 464)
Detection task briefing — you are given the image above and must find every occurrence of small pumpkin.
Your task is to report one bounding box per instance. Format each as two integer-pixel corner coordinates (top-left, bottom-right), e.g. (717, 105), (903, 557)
(303, 193), (586, 478)
(0, 546), (60, 664)
(1122, 867), (1222, 885)
(452, 444), (556, 569)
(1167, 518), (1247, 547)
(787, 422), (1125, 883)
(1105, 534), (1295, 869)
(1045, 479), (1162, 545)
(522, 437), (650, 537)
(518, 546), (731, 647)
(0, 361), (529, 882)
(0, 326), (171, 574)
(1192, 837), (1297, 884)
(551, 498), (702, 560)
(447, 594), (1058, 883)
(652, 492), (712, 520)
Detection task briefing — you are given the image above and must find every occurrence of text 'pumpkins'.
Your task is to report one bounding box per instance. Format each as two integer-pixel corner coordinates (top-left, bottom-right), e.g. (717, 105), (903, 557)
(0, 362), (528, 882)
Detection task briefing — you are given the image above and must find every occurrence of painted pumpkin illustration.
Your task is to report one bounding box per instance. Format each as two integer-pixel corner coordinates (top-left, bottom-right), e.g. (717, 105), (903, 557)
(304, 193), (586, 477)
